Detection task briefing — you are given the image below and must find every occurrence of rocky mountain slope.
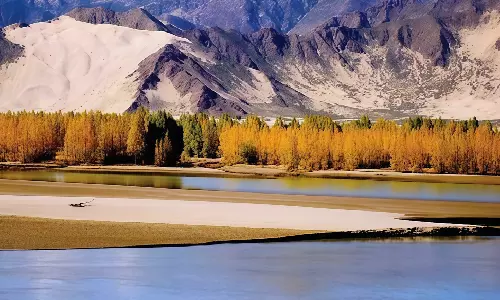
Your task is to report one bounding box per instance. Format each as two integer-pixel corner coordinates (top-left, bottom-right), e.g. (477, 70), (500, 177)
(290, 0), (377, 34)
(0, 29), (23, 65)
(1, 1), (500, 119)
(0, 0), (397, 34)
(65, 7), (181, 34)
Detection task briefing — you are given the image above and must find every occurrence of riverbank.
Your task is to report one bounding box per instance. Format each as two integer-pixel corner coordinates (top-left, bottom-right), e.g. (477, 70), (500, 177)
(2, 215), (499, 250)
(1, 180), (499, 221)
(2, 180), (500, 250)
(0, 195), (460, 231)
(0, 215), (310, 250)
(305, 169), (500, 185)
(1, 162), (499, 185)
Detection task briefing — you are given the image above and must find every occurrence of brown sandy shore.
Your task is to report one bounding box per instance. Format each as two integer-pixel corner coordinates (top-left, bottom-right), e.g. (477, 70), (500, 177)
(0, 216), (312, 250)
(1, 180), (500, 250)
(2, 216), (499, 250)
(1, 163), (500, 185)
(1, 180), (499, 219)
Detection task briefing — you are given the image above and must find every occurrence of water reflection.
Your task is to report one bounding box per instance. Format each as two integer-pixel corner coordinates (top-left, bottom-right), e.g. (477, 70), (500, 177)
(0, 170), (499, 202)
(0, 239), (499, 300)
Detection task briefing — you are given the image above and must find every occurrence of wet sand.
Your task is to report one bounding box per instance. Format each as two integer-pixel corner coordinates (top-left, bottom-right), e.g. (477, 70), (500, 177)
(2, 215), (498, 250)
(1, 179), (498, 219)
(0, 216), (310, 250)
(1, 179), (499, 250)
(307, 169), (500, 185)
(0, 195), (455, 231)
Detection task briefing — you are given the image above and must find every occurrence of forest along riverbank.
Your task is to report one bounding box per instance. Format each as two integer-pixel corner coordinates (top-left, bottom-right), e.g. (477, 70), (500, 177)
(1, 113), (498, 177)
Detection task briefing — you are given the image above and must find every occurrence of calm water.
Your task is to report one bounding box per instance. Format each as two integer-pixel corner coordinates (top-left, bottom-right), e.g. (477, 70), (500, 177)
(0, 170), (499, 202)
(1, 239), (499, 300)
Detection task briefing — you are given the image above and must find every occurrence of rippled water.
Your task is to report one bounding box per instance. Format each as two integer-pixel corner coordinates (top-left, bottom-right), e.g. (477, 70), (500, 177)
(0, 170), (499, 202)
(1, 239), (499, 300)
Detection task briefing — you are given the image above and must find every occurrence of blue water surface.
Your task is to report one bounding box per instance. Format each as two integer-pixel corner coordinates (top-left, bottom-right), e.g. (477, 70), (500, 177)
(1, 239), (499, 300)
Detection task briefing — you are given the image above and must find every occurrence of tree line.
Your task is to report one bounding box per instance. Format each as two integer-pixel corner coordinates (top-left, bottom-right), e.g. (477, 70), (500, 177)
(0, 110), (498, 174)
(219, 115), (500, 174)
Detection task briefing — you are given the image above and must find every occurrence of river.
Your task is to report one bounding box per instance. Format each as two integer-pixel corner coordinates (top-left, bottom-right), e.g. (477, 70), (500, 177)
(0, 170), (499, 202)
(1, 239), (499, 299)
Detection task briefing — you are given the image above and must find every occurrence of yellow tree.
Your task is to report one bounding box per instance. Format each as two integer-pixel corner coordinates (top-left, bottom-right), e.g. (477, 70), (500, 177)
(127, 108), (148, 164)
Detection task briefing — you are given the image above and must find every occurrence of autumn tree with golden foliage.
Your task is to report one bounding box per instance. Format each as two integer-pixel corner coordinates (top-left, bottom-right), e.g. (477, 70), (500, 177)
(127, 107), (148, 164)
(218, 115), (500, 174)
(0, 111), (499, 175)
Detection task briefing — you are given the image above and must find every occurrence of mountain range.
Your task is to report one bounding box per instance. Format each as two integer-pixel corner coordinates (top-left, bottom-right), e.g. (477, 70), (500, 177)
(1, 0), (500, 119)
(0, 0), (382, 33)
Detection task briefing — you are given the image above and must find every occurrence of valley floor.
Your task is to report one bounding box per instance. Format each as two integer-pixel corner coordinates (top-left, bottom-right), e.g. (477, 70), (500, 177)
(0, 180), (499, 250)
(0, 215), (310, 250)
(0, 195), (456, 231)
(2, 215), (498, 251)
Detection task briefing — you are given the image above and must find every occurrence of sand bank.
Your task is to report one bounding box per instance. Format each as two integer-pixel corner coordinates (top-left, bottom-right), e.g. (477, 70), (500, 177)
(307, 169), (500, 185)
(3, 215), (499, 250)
(0, 216), (309, 250)
(62, 165), (500, 184)
(1, 180), (498, 221)
(2, 182), (499, 250)
(0, 195), (456, 231)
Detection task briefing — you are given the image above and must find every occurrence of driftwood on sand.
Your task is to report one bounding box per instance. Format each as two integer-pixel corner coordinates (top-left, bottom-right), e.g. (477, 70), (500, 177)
(69, 198), (95, 208)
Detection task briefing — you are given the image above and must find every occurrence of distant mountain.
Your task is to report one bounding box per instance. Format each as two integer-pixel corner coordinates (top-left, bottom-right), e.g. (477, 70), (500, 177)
(175, 0), (318, 33)
(0, 0), (433, 34)
(366, 0), (436, 25)
(0, 0), (318, 33)
(65, 7), (182, 34)
(0, 1), (437, 34)
(0, 0), (81, 27)
(1, 1), (500, 119)
(162, 14), (197, 31)
(290, 0), (377, 34)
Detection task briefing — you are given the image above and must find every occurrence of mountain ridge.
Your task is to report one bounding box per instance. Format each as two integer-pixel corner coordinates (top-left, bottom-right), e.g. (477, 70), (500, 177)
(0, 0), (425, 35)
(1, 1), (500, 119)
(0, 30), (23, 65)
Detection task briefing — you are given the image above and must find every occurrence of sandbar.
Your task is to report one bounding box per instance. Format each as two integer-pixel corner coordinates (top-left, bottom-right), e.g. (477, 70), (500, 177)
(0, 195), (456, 231)
(0, 179), (498, 219)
